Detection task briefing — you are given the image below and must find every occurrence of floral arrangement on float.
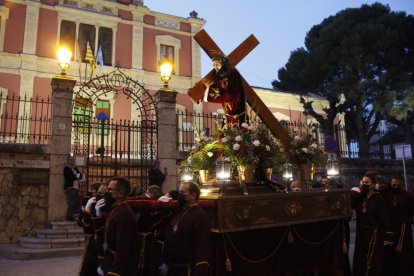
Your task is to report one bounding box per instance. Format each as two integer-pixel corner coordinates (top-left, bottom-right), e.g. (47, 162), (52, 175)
(183, 121), (282, 184)
(184, 127), (226, 183)
(280, 124), (327, 183)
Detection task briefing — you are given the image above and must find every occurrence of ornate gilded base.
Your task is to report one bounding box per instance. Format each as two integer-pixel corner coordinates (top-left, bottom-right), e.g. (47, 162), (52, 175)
(207, 189), (351, 233)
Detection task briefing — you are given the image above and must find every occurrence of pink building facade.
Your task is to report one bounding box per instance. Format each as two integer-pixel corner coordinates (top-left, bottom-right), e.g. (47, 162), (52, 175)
(0, 0), (334, 131)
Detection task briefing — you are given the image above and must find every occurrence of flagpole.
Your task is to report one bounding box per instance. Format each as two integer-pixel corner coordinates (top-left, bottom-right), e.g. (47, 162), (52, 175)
(76, 40), (82, 84)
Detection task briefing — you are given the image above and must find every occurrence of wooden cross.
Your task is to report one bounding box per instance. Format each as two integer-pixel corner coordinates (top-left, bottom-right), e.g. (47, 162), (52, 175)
(188, 30), (289, 141)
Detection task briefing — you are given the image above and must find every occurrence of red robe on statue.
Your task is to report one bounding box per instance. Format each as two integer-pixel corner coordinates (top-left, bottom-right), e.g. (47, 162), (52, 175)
(206, 66), (246, 125)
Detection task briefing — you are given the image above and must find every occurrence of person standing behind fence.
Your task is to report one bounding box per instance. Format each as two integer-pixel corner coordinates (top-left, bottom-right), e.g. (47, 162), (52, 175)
(63, 158), (82, 221)
(351, 171), (393, 276)
(148, 161), (167, 188)
(383, 175), (414, 276)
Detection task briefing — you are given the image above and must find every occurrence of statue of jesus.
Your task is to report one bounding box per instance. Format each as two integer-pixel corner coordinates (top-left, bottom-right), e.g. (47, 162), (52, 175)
(202, 54), (247, 125)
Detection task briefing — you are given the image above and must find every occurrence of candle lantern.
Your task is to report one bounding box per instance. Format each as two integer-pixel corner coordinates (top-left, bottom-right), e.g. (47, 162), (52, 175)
(215, 156), (231, 195)
(282, 162), (293, 181)
(327, 158), (339, 178)
(180, 164), (193, 182)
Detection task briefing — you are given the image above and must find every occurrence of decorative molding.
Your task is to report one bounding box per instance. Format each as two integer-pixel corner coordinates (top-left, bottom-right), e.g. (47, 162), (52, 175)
(155, 18), (178, 30)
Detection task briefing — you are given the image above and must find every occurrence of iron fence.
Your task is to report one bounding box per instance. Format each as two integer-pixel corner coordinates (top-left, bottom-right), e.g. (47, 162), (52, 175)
(176, 110), (221, 152)
(72, 117), (157, 193)
(176, 110), (394, 159)
(0, 92), (52, 144)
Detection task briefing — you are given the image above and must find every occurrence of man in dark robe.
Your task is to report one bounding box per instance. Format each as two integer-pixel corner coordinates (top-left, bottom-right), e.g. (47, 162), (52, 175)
(77, 182), (107, 276)
(97, 176), (139, 276)
(161, 181), (211, 276)
(203, 54), (246, 125)
(383, 175), (414, 276)
(351, 171), (393, 276)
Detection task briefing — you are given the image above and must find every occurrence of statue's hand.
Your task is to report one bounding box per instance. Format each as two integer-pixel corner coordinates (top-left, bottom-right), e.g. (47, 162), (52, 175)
(203, 79), (214, 88)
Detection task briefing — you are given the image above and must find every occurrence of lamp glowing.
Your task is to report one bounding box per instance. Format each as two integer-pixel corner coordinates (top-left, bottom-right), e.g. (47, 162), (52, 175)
(216, 156), (231, 195)
(282, 162), (293, 180)
(216, 157), (231, 181)
(57, 47), (72, 76)
(327, 158), (339, 178)
(180, 164), (193, 182)
(160, 60), (173, 88)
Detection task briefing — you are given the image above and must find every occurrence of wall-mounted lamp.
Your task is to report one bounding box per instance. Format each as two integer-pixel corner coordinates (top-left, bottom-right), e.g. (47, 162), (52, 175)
(57, 47), (72, 77)
(159, 60), (173, 88)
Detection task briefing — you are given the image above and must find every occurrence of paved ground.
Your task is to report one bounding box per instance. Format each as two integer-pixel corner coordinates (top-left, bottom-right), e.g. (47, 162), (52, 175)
(0, 256), (80, 276)
(0, 220), (358, 275)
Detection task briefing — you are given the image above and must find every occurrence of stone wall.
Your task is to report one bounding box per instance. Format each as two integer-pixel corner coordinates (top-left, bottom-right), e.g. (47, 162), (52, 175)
(0, 145), (50, 243)
(0, 168), (49, 243)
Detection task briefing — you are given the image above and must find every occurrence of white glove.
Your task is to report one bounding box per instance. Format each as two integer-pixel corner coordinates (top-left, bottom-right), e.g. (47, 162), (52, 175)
(158, 195), (171, 202)
(97, 266), (104, 276)
(95, 198), (106, 217)
(85, 197), (96, 213)
(76, 173), (81, 179)
(159, 263), (168, 276)
(351, 187), (361, 193)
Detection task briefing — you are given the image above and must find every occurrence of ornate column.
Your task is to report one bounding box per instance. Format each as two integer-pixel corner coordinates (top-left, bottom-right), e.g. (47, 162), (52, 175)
(156, 88), (179, 192)
(48, 77), (76, 221)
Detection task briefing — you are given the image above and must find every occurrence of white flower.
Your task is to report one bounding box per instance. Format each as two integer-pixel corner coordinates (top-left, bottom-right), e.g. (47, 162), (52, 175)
(241, 122), (249, 129)
(247, 125), (254, 130)
(235, 135), (242, 141)
(191, 146), (197, 150)
(266, 145), (271, 151)
(207, 152), (213, 157)
(252, 140), (260, 147)
(301, 148), (309, 153)
(221, 137), (228, 143)
(310, 143), (318, 149)
(202, 136), (210, 142)
(294, 136), (301, 141)
(233, 143), (240, 151)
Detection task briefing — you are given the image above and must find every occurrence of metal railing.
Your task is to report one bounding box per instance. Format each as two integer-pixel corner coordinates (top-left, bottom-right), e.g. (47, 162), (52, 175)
(176, 110), (395, 159)
(0, 92), (52, 144)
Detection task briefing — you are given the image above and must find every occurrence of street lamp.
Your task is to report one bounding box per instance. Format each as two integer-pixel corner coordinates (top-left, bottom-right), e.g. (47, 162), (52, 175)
(216, 156), (231, 195)
(57, 47), (72, 77)
(159, 60), (173, 88)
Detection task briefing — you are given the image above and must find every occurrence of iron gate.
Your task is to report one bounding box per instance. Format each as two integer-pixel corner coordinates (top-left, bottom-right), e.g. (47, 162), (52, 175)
(71, 69), (157, 194)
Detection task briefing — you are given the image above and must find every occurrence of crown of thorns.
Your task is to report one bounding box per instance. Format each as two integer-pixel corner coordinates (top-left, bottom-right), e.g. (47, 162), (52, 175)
(210, 51), (228, 63)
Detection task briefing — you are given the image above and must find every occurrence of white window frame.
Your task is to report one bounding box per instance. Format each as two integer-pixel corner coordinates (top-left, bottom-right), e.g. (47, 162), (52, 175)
(155, 35), (181, 75)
